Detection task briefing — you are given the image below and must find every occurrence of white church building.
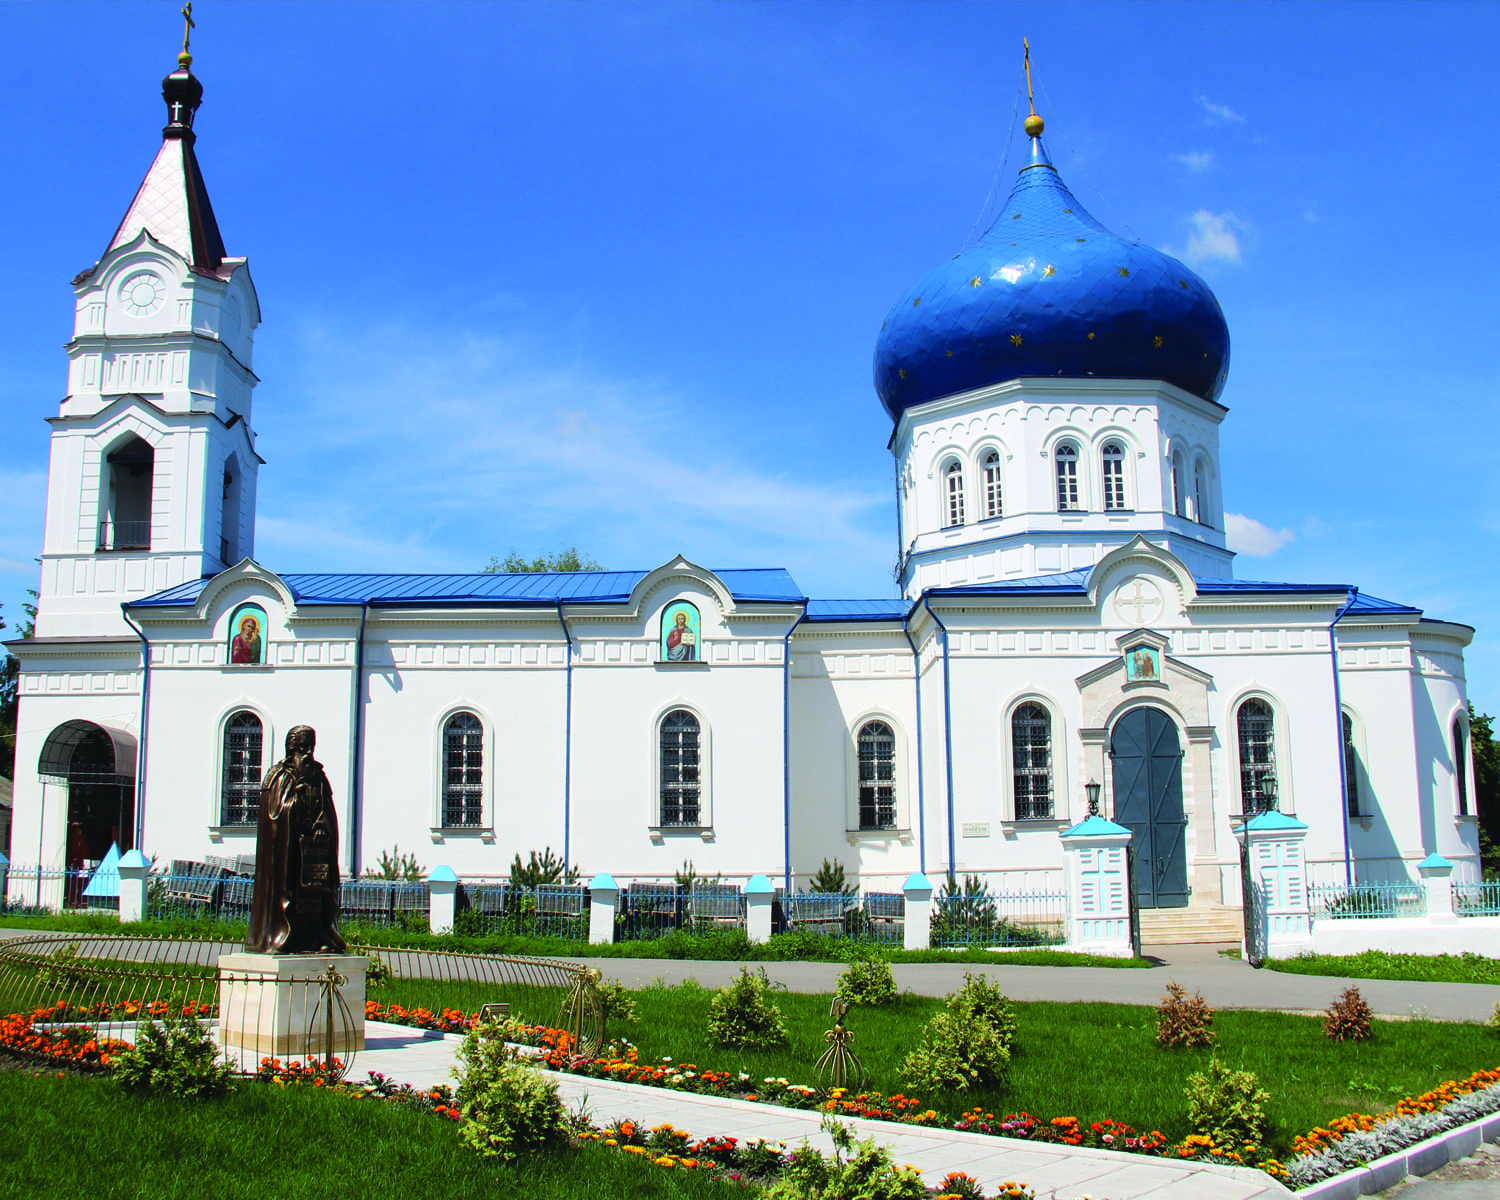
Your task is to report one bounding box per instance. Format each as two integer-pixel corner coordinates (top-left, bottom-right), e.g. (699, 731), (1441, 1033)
(7, 53), (1480, 940)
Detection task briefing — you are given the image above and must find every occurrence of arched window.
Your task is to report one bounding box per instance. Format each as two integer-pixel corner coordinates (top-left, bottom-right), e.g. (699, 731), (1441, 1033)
(856, 720), (896, 829)
(442, 711), (484, 828)
(981, 450), (1003, 520)
(1055, 444), (1080, 512)
(943, 460), (965, 527)
(1193, 460), (1209, 525)
(1454, 718), (1470, 816)
(1342, 712), (1361, 818)
(221, 711), (263, 826)
(1171, 450), (1186, 517)
(1237, 699), (1277, 814)
(1101, 441), (1127, 511)
(1012, 703), (1054, 820)
(221, 459), (242, 565)
(99, 435), (154, 551)
(660, 709), (701, 826)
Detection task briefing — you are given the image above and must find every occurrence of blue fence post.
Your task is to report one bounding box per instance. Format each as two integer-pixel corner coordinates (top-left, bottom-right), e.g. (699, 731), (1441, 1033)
(428, 866), (459, 934)
(117, 849), (150, 923)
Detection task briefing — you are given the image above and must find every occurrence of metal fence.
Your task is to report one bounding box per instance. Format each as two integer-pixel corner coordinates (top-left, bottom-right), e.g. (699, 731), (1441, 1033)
(457, 882), (590, 940)
(930, 882), (1068, 949)
(0, 932), (608, 1079)
(142, 863), (431, 931)
(1, 865), (117, 915)
(780, 890), (906, 944)
(1307, 880), (1427, 921)
(1455, 881), (1500, 917)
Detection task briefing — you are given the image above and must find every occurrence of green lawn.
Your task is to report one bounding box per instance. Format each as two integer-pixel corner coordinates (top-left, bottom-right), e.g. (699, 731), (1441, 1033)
(1266, 950), (1500, 986)
(372, 974), (1500, 1152)
(0, 1069), (747, 1200)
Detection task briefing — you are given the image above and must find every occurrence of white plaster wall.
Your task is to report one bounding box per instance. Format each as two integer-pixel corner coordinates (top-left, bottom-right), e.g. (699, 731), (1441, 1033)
(1313, 916), (1500, 957)
(1411, 625), (1480, 879)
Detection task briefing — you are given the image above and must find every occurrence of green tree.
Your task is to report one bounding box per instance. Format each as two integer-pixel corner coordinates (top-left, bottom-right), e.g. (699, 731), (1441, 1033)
(1470, 704), (1500, 876)
(482, 547), (602, 574)
(0, 588), (36, 780)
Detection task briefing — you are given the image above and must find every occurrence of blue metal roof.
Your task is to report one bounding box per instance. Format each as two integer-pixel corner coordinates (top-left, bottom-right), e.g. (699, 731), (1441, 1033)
(936, 567), (1093, 597)
(133, 567), (805, 609)
(804, 599), (911, 623)
(874, 132), (1230, 421)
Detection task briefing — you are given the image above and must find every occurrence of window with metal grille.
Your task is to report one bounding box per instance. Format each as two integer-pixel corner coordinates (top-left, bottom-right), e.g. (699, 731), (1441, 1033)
(1237, 699), (1277, 813)
(1454, 719), (1470, 816)
(943, 460), (965, 527)
(1171, 451), (1186, 517)
(1342, 712), (1361, 818)
(220, 710), (263, 826)
(1012, 703), (1054, 820)
(982, 450), (1003, 519)
(660, 709), (701, 826)
(1102, 442), (1127, 511)
(1055, 445), (1080, 511)
(442, 711), (484, 827)
(856, 720), (897, 829)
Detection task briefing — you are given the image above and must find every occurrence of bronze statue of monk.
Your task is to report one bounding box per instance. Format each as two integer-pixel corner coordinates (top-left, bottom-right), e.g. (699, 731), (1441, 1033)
(245, 725), (346, 955)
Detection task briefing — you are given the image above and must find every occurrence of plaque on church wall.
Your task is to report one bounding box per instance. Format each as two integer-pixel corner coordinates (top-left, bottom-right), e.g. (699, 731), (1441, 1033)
(661, 600), (700, 662)
(1124, 644), (1161, 682)
(229, 602), (268, 665)
(961, 822), (991, 838)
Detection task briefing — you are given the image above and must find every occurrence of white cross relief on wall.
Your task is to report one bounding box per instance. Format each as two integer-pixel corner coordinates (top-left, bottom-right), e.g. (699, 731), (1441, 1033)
(1114, 578), (1164, 626)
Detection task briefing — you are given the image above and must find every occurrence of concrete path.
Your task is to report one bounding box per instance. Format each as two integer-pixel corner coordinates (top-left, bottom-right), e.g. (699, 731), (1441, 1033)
(573, 943), (1500, 1023)
(343, 1020), (1292, 1200)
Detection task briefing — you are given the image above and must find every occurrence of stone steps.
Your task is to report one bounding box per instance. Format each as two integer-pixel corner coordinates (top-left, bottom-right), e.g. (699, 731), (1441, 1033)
(1138, 906), (1244, 945)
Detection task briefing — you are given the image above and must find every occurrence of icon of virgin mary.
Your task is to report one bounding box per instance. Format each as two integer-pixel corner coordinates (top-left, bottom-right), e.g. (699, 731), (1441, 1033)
(232, 613), (262, 664)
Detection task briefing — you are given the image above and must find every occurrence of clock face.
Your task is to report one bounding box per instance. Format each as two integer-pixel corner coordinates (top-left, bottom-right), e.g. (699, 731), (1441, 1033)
(119, 271), (165, 317)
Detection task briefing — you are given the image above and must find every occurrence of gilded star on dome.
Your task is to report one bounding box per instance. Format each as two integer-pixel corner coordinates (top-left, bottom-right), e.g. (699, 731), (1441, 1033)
(1179, 280), (1189, 289)
(1063, 208), (1073, 214)
(1076, 238), (1086, 243)
(946, 350), (953, 357)
(969, 277), (981, 287)
(1086, 332), (1095, 340)
(1043, 265), (1056, 277)
(1011, 334), (1023, 347)
(1118, 268), (1130, 277)
(913, 298), (921, 307)
(1013, 213), (1022, 220)
(1154, 335), (1164, 347)
(898, 368), (907, 378)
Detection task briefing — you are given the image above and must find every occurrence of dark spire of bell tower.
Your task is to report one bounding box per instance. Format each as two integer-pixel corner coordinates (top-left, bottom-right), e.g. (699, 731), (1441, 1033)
(163, 3), (202, 140)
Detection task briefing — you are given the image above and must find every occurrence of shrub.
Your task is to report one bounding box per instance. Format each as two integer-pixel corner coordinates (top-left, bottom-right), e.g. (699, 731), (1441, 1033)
(900, 972), (1015, 1091)
(836, 951), (898, 1008)
(110, 1011), (234, 1099)
(1184, 1057), (1270, 1151)
(806, 859), (856, 896)
(762, 1117), (926, 1200)
(363, 845), (424, 881)
(1323, 986), (1374, 1041)
(706, 966), (789, 1049)
(1157, 980), (1215, 1049)
(1488, 1001), (1500, 1032)
(453, 1022), (568, 1161)
(508, 847), (582, 887)
(597, 978), (638, 1022)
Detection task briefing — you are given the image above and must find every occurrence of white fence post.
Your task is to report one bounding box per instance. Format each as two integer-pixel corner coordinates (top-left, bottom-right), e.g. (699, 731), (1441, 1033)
(1418, 853), (1456, 921)
(902, 871), (933, 951)
(427, 866), (459, 934)
(588, 872), (619, 944)
(1059, 816), (1134, 957)
(745, 874), (774, 944)
(117, 849), (150, 923)
(1240, 811), (1312, 958)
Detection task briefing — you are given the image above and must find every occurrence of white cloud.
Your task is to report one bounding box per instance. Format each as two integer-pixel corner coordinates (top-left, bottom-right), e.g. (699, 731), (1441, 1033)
(1169, 210), (1247, 267)
(1196, 94), (1246, 125)
(1175, 151), (1214, 173)
(1226, 513), (1295, 557)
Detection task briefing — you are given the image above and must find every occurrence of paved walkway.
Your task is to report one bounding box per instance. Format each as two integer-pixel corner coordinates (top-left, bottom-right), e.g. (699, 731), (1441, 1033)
(574, 943), (1500, 1023)
(342, 1020), (1292, 1200)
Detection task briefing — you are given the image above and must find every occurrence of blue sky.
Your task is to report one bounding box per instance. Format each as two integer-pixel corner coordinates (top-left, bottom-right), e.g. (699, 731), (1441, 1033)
(2, 1), (1497, 714)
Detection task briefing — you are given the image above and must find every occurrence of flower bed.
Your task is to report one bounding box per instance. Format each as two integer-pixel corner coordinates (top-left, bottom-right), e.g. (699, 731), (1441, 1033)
(0, 1002), (147, 1069)
(1283, 1068), (1500, 1188)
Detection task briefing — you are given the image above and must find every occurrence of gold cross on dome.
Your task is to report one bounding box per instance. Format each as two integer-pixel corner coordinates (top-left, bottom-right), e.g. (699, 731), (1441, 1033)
(181, 2), (195, 54)
(1024, 37), (1036, 119)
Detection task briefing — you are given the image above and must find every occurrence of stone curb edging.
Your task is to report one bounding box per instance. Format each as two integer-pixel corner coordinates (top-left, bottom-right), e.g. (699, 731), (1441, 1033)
(1295, 1111), (1500, 1199)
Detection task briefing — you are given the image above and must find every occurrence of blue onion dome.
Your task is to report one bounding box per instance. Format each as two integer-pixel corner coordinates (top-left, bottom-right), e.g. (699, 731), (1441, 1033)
(874, 125), (1230, 422)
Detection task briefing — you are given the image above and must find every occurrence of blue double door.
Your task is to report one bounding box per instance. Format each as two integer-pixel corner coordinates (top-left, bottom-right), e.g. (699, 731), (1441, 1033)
(1110, 706), (1189, 909)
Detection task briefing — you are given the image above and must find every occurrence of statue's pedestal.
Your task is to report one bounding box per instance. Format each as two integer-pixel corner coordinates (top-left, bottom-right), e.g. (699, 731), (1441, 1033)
(217, 953), (368, 1060)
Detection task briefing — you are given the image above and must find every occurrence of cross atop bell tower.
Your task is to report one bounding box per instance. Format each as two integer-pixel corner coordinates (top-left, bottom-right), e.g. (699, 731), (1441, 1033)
(34, 33), (263, 638)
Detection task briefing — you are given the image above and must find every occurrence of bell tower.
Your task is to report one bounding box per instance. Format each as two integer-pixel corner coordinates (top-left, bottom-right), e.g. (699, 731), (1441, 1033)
(36, 41), (262, 638)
